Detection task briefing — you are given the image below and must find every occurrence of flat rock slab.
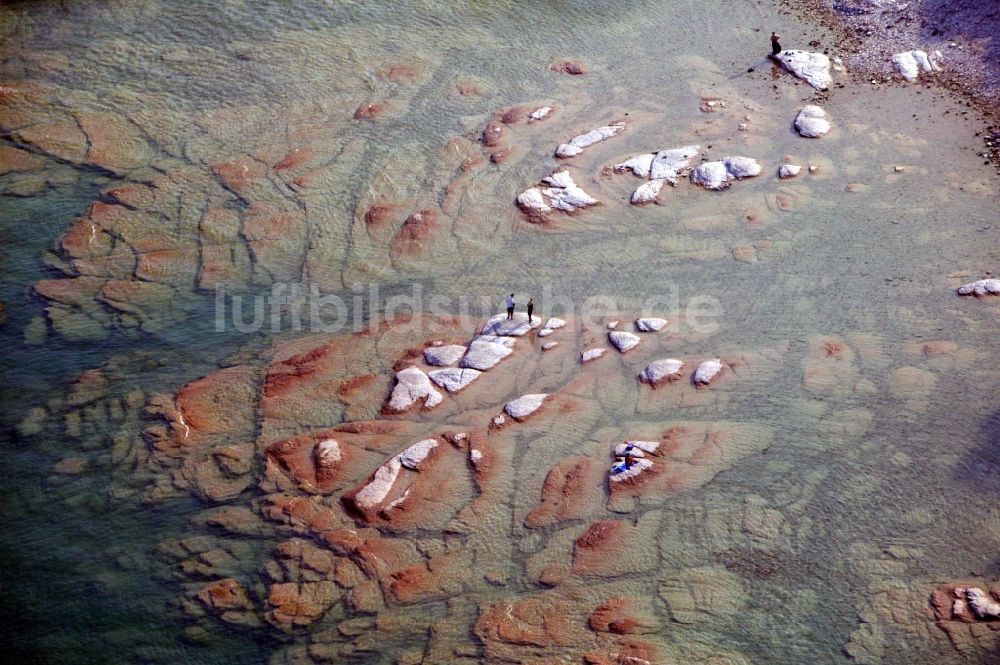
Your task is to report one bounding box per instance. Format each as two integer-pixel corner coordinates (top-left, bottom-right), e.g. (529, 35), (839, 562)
(461, 335), (516, 370)
(582, 348), (607, 363)
(640, 358), (685, 387)
(555, 122), (625, 158)
(428, 367), (482, 393)
(398, 439), (438, 470)
(481, 312), (541, 336)
(794, 106), (831, 138)
(774, 50), (832, 90)
(635, 317), (667, 332)
(504, 393), (548, 421)
(957, 278), (1000, 296)
(609, 331), (640, 353)
(387, 366), (443, 412)
(423, 344), (467, 366)
(693, 359), (723, 385)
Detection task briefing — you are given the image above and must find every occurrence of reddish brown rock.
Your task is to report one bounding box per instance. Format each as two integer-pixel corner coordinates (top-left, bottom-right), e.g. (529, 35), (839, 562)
(387, 552), (470, 604)
(583, 640), (658, 665)
(354, 102), (386, 119)
(173, 365), (257, 449)
(482, 120), (505, 148)
(588, 597), (657, 634)
(77, 111), (152, 174)
(382, 63), (422, 82)
(550, 59), (587, 75)
(13, 119), (88, 162)
(265, 431), (360, 494)
(573, 521), (626, 575)
(273, 147), (312, 171)
(211, 157), (268, 199)
(197, 578), (254, 614)
(0, 145), (46, 174)
(267, 580), (338, 630)
(524, 457), (603, 528)
(389, 210), (436, 259)
(475, 594), (584, 660)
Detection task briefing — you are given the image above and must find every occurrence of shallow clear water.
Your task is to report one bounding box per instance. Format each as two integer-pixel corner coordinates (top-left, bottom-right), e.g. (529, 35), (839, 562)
(1, 1), (999, 663)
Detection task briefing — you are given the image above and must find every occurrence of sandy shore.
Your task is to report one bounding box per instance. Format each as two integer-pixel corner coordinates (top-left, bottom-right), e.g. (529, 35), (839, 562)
(785, 0), (1000, 169)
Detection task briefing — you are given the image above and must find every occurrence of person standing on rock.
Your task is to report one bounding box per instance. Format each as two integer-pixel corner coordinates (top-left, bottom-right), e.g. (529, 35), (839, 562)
(770, 32), (782, 55)
(527, 297), (534, 323)
(506, 293), (515, 320)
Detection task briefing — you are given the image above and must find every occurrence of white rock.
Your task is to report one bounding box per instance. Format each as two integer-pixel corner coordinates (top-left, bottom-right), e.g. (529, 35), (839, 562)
(529, 106), (552, 121)
(581, 348), (606, 363)
(609, 457), (653, 482)
(387, 366), (443, 412)
(423, 344), (467, 366)
(354, 457), (401, 508)
(892, 50), (940, 82)
(794, 105), (831, 138)
(481, 312), (540, 336)
(543, 317), (566, 330)
(461, 335), (516, 370)
(428, 367), (482, 393)
(607, 320), (619, 330)
(470, 449), (483, 462)
(957, 278), (1000, 296)
(519, 170), (597, 214)
(314, 439), (342, 469)
(640, 358), (685, 386)
(516, 187), (551, 216)
(609, 331), (641, 353)
(504, 393), (547, 421)
(555, 122), (625, 158)
(693, 359), (723, 385)
(778, 164), (802, 179)
(724, 156), (761, 179)
(398, 438), (438, 470)
(542, 341), (559, 351)
(624, 440), (660, 454)
(690, 157), (761, 191)
(631, 178), (665, 205)
(774, 50), (832, 90)
(635, 317), (667, 332)
(650, 146), (700, 182)
(967, 588), (1000, 619)
(614, 443), (645, 458)
(538, 328), (554, 337)
(492, 414), (506, 427)
(613, 153), (655, 178)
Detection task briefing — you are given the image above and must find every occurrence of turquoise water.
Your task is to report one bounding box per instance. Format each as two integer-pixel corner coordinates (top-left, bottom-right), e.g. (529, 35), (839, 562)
(1, 1), (999, 663)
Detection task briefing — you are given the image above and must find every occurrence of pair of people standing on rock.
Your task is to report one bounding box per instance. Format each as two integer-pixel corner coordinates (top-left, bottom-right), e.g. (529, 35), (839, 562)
(505, 294), (533, 322)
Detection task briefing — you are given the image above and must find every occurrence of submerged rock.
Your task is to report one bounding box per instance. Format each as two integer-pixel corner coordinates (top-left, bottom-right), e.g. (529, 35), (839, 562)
(640, 359), (685, 388)
(428, 367), (482, 393)
(794, 106), (831, 138)
(461, 335), (516, 370)
(504, 393), (547, 421)
(778, 164), (801, 179)
(423, 344), (466, 366)
(386, 367), (443, 412)
(529, 106), (553, 121)
(690, 157), (761, 190)
(581, 348), (606, 363)
(693, 359), (723, 385)
(773, 50), (832, 90)
(957, 278), (1000, 296)
(634, 317), (667, 332)
(609, 331), (640, 353)
(555, 122), (625, 158)
(892, 50), (940, 82)
(542, 341), (559, 351)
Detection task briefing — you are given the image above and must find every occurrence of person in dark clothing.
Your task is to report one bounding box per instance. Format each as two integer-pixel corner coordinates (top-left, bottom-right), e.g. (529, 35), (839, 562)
(526, 297), (534, 323)
(505, 293), (515, 320)
(771, 32), (782, 55)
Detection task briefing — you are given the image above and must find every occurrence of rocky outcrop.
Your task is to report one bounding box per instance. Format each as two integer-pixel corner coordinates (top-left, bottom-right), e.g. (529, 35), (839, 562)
(504, 393), (548, 421)
(795, 106), (831, 138)
(892, 50), (941, 82)
(555, 122), (625, 158)
(693, 359), (723, 385)
(423, 344), (466, 366)
(774, 50), (833, 90)
(690, 157), (761, 190)
(461, 335), (516, 370)
(385, 366), (443, 413)
(639, 359), (684, 388)
(427, 367), (482, 393)
(517, 170), (599, 221)
(612, 146), (699, 205)
(481, 312), (540, 336)
(609, 331), (640, 353)
(957, 278), (1000, 296)
(634, 317), (667, 332)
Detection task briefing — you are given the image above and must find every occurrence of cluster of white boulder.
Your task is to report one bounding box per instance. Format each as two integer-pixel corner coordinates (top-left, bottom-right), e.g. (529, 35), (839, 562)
(353, 438), (439, 509)
(516, 170), (599, 219)
(608, 440), (658, 482)
(639, 357), (723, 388)
(581, 317), (668, 362)
(957, 278), (1000, 297)
(555, 122), (625, 158)
(612, 146), (700, 204)
(891, 49), (941, 82)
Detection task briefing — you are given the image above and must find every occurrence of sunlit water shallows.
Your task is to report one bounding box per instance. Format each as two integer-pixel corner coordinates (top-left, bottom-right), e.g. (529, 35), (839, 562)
(1, 1), (998, 664)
